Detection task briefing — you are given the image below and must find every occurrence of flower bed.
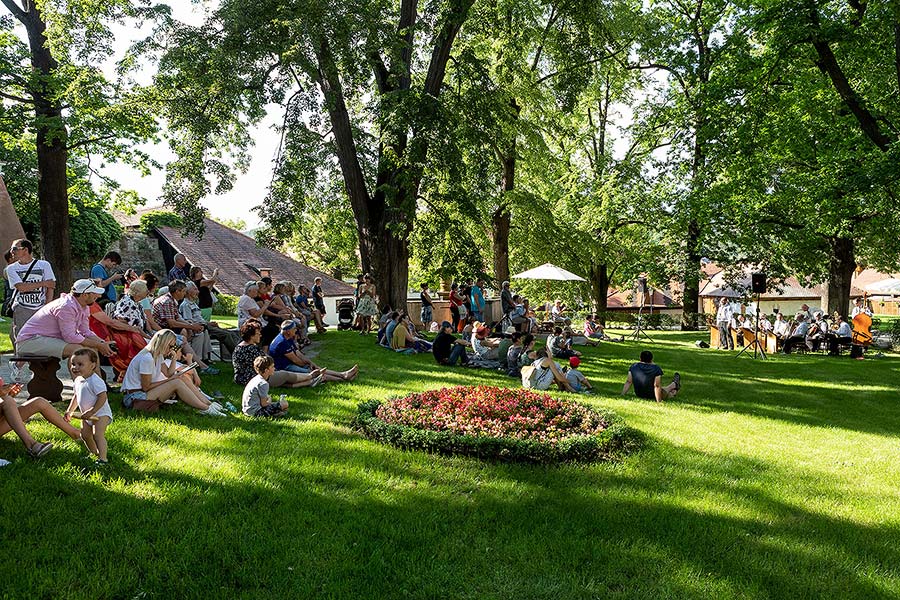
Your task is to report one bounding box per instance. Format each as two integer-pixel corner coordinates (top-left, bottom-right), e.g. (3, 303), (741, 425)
(354, 386), (641, 463)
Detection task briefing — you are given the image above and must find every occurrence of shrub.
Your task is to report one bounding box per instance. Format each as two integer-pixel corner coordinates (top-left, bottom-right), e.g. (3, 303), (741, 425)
(354, 386), (642, 463)
(140, 210), (183, 235)
(215, 293), (239, 316)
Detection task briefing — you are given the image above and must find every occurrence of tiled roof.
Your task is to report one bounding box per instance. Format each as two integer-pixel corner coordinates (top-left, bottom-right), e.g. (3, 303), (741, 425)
(154, 218), (355, 297)
(700, 269), (824, 299)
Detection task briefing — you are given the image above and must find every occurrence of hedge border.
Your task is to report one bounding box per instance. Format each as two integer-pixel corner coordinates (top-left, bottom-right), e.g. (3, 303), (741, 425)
(352, 397), (643, 464)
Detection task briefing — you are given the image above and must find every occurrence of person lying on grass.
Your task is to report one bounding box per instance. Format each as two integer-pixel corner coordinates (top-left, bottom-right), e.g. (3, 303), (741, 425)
(621, 350), (680, 402)
(242, 356), (288, 418)
(120, 329), (225, 416)
(268, 320), (357, 383)
(0, 377), (81, 458)
(64, 348), (112, 466)
(233, 320), (326, 389)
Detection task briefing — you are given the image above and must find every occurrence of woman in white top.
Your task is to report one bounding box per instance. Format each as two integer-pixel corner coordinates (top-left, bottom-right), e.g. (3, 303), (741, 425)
(121, 329), (224, 416)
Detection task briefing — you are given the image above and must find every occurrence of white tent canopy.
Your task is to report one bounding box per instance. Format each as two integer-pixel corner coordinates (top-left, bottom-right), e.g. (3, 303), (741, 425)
(512, 263), (585, 282)
(866, 278), (900, 294)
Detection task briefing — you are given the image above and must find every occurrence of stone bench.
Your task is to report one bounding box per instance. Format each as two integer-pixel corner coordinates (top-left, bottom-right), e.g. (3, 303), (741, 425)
(9, 355), (64, 402)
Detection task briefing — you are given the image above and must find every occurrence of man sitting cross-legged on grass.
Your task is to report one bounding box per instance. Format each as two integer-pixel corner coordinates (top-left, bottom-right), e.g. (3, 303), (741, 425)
(242, 356), (288, 418)
(622, 350), (680, 402)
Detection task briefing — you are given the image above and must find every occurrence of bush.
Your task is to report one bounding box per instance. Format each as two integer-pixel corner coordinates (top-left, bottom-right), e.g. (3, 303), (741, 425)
(215, 293), (239, 316)
(140, 210), (183, 235)
(353, 386), (642, 463)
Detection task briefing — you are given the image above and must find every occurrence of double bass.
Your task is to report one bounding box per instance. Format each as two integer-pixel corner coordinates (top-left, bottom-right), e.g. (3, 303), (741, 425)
(850, 312), (873, 358)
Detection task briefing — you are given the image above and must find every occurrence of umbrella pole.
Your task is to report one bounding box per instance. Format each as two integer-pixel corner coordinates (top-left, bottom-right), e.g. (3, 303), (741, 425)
(546, 280), (550, 307)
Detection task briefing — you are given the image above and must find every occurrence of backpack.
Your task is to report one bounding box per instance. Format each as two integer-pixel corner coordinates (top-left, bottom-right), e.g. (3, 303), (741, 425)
(521, 364), (538, 388)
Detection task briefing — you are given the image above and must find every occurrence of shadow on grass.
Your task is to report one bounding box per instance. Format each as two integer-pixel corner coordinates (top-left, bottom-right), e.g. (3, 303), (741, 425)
(3, 416), (898, 599)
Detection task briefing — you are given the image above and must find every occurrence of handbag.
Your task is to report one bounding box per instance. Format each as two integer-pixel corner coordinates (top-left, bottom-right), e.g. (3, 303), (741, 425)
(520, 364), (538, 388)
(3, 260), (37, 318)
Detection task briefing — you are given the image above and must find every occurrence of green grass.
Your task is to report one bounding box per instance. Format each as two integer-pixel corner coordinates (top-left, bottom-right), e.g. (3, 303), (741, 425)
(2, 329), (900, 599)
(0, 316), (11, 353)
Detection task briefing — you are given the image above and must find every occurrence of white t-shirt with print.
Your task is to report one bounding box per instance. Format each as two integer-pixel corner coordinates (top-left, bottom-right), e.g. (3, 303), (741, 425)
(6, 259), (55, 310)
(74, 373), (113, 420)
(237, 295), (265, 327)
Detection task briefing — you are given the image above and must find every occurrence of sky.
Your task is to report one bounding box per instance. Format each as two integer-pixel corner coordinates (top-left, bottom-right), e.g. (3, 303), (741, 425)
(98, 2), (275, 229)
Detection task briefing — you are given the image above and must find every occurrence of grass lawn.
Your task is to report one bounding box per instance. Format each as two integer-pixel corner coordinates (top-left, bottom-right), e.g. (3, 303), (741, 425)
(2, 328), (900, 599)
(0, 317), (11, 353)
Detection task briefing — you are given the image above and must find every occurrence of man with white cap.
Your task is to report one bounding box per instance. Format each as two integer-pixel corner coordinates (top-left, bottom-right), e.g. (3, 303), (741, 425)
(15, 279), (115, 367)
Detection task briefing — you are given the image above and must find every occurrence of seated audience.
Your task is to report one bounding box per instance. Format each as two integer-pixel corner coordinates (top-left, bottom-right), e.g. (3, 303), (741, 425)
(120, 329), (224, 415)
(546, 326), (581, 359)
(242, 356), (289, 418)
(1, 378), (81, 457)
(269, 320), (357, 382)
(432, 321), (471, 366)
(470, 325), (500, 360)
(550, 299), (568, 323)
(505, 333), (526, 377)
(565, 357), (592, 393)
(189, 265), (219, 322)
(153, 280), (216, 374)
(622, 350), (680, 402)
(390, 314), (431, 353)
(15, 279), (114, 372)
(232, 320), (324, 389)
(296, 284), (327, 333)
(525, 348), (577, 392)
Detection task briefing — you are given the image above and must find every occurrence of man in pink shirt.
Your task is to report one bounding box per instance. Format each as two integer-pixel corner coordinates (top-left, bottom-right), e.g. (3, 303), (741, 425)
(15, 279), (115, 362)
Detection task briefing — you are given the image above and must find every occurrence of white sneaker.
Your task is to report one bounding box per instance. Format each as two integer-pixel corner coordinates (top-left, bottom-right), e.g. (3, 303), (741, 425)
(0, 458), (10, 467)
(209, 401), (223, 411)
(198, 406), (221, 416)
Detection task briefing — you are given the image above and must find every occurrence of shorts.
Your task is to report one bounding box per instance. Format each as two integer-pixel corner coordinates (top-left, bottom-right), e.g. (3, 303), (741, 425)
(122, 390), (161, 412)
(15, 335), (68, 358)
(254, 403), (284, 418)
(421, 306), (433, 324)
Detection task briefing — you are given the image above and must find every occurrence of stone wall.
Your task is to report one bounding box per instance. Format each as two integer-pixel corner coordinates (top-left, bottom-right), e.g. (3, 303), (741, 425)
(73, 231), (166, 279)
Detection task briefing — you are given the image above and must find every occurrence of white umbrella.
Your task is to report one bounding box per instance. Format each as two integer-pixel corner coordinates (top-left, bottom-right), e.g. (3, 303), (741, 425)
(512, 263), (586, 282)
(865, 278), (900, 295)
(512, 263), (585, 303)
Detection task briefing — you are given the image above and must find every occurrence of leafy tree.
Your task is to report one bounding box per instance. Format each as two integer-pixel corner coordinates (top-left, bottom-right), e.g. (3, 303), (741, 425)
(0, 0), (159, 289)
(153, 0), (478, 312)
(211, 216), (247, 232)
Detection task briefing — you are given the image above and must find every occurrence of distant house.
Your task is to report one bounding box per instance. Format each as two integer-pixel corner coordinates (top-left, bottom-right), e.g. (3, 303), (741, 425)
(113, 209), (355, 314)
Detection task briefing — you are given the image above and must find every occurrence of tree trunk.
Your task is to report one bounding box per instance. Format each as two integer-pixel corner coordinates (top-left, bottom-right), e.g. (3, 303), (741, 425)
(492, 151), (513, 286)
(10, 2), (72, 291)
(588, 263), (610, 325)
(825, 237), (855, 318)
(681, 218), (702, 330)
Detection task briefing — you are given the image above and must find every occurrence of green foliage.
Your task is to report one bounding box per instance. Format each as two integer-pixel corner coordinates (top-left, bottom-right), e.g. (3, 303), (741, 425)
(214, 293), (238, 317)
(68, 200), (123, 267)
(139, 210), (182, 235)
(354, 399), (642, 463)
(211, 216), (247, 232)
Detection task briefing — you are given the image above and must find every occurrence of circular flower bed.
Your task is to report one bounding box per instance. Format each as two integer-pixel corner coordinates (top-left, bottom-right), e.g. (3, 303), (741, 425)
(354, 385), (641, 463)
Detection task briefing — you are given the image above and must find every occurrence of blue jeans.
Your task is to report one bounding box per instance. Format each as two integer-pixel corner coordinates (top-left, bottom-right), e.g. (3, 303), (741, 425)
(282, 364), (311, 374)
(472, 310), (483, 322)
(445, 344), (468, 366)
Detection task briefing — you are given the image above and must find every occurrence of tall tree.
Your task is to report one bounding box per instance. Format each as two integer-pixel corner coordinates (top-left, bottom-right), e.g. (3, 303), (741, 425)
(156, 0), (476, 312)
(0, 0), (158, 288)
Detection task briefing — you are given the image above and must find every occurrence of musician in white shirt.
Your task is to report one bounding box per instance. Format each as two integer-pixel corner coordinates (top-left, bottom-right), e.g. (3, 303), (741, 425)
(773, 313), (790, 339)
(850, 298), (872, 318)
(826, 316), (853, 355)
(783, 315), (810, 354)
(715, 298), (734, 350)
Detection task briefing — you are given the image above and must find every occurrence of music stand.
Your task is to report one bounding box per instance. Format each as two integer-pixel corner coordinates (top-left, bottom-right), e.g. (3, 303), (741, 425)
(629, 278), (654, 343)
(736, 293), (767, 360)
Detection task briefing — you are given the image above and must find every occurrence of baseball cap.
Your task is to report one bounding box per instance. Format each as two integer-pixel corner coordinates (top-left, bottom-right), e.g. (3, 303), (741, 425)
(72, 279), (105, 294)
(441, 321), (452, 329)
(569, 356), (581, 368)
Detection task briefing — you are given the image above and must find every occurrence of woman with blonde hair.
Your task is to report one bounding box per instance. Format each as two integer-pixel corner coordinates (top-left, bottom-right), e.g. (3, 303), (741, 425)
(121, 329), (225, 415)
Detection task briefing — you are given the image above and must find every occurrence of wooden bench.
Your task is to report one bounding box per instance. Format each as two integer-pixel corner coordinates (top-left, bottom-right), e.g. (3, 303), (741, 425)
(9, 355), (64, 402)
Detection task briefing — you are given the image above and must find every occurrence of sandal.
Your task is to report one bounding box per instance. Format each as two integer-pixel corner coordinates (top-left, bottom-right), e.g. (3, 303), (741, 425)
(27, 441), (53, 458)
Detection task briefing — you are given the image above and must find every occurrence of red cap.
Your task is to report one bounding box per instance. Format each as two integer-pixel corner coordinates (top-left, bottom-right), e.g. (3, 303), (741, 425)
(569, 356), (581, 368)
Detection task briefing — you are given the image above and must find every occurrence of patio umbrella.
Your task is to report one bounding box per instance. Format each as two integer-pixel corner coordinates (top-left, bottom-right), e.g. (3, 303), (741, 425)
(512, 263), (585, 304)
(866, 278), (900, 295)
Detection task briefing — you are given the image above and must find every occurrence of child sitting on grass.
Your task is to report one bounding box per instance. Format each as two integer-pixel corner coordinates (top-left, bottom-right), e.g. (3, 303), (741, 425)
(64, 348), (113, 465)
(242, 356), (288, 418)
(564, 356), (592, 394)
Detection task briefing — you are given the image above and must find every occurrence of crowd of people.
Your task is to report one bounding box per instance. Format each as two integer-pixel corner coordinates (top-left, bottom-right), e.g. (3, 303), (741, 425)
(715, 297), (871, 355)
(2, 242), (685, 467)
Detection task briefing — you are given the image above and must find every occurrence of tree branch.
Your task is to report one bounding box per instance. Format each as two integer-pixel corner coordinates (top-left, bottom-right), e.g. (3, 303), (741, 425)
(370, 51), (390, 93)
(621, 60), (692, 103)
(0, 89), (33, 104)
(536, 46), (627, 85)
(66, 133), (117, 151)
(0, 0), (27, 21)
(395, 0), (418, 90)
(423, 0), (475, 97)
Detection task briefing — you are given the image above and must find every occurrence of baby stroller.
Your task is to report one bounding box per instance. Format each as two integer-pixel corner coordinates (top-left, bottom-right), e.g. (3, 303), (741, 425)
(337, 298), (355, 330)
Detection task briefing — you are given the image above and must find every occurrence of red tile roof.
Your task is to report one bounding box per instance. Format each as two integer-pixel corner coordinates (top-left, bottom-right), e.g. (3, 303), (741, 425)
(155, 218), (355, 297)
